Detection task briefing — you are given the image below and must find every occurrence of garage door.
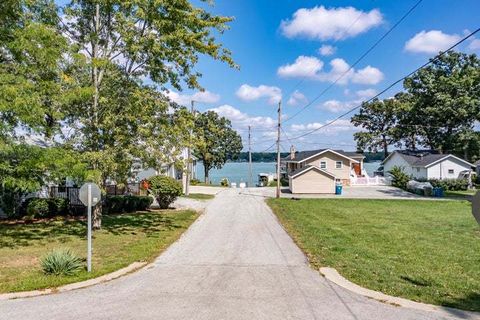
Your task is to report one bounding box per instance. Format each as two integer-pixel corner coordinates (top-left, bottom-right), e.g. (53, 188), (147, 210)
(291, 169), (335, 194)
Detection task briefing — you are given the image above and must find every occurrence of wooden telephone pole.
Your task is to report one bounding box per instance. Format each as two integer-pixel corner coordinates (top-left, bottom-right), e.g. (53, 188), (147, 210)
(248, 125), (253, 188)
(276, 100), (282, 198)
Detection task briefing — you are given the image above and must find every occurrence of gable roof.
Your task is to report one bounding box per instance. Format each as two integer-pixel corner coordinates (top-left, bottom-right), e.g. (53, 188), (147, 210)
(289, 165), (337, 179)
(284, 149), (362, 163)
(382, 150), (474, 168)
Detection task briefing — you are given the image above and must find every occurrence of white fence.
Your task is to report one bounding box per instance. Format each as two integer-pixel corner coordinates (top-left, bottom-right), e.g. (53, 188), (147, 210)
(351, 176), (390, 186)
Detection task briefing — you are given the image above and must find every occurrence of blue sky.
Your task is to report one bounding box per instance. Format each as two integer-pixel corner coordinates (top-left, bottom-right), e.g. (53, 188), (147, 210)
(57, 0), (480, 152)
(165, 0), (479, 152)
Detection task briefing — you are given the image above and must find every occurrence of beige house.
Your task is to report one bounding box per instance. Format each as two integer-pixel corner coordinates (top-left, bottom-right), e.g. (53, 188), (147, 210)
(284, 148), (365, 194)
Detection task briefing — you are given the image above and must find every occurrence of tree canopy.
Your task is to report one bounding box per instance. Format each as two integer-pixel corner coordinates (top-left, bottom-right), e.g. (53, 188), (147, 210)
(194, 111), (243, 183)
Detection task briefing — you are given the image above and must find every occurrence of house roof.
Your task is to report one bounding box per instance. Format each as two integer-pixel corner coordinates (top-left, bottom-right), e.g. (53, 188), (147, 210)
(382, 150), (474, 168)
(284, 149), (363, 163)
(289, 165), (336, 179)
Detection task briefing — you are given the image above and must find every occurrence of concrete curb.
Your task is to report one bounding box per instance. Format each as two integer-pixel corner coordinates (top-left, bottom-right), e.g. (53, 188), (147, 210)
(320, 267), (480, 319)
(0, 261), (147, 301)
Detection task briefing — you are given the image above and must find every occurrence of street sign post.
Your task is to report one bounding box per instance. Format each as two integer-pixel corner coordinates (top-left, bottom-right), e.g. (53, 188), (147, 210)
(79, 183), (101, 272)
(473, 190), (480, 225)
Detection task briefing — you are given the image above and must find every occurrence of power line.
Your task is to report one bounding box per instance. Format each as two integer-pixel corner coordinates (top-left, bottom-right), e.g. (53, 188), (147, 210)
(286, 27), (480, 141)
(283, 0), (424, 124)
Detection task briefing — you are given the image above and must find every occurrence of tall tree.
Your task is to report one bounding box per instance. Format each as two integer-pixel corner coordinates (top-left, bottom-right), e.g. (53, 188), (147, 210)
(194, 111), (243, 184)
(60, 0), (237, 228)
(351, 98), (400, 159)
(403, 51), (480, 153)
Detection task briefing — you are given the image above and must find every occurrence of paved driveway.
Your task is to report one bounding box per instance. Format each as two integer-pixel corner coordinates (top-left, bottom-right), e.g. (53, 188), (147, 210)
(247, 185), (430, 200)
(0, 189), (470, 320)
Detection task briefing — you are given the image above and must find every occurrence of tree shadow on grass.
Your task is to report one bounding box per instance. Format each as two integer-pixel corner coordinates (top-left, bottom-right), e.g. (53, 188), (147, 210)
(0, 220), (86, 249)
(0, 212), (187, 249)
(438, 292), (480, 317)
(102, 212), (184, 236)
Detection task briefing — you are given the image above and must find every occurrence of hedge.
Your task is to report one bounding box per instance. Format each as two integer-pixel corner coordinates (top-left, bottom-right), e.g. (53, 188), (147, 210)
(23, 198), (70, 218)
(104, 195), (153, 214)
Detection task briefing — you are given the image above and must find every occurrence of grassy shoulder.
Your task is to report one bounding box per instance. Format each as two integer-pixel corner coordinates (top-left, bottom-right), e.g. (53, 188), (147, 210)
(0, 209), (197, 293)
(182, 193), (215, 200)
(445, 189), (477, 199)
(267, 198), (480, 311)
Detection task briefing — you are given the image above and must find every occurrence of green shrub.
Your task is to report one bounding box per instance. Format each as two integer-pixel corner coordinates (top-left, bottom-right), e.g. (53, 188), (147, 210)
(26, 198), (50, 218)
(48, 198), (69, 216)
(388, 166), (410, 190)
(104, 195), (153, 214)
(148, 175), (183, 209)
(41, 249), (83, 276)
(136, 196), (153, 210)
(220, 178), (229, 187)
(428, 178), (469, 191)
(190, 179), (200, 186)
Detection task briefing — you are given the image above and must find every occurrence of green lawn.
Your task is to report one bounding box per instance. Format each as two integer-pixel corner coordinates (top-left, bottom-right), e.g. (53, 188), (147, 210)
(183, 193), (215, 200)
(445, 189), (477, 199)
(0, 210), (197, 293)
(267, 198), (480, 311)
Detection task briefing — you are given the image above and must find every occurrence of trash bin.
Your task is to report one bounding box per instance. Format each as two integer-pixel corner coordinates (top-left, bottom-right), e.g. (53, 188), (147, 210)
(437, 187), (444, 197)
(335, 184), (343, 195)
(433, 187), (438, 197)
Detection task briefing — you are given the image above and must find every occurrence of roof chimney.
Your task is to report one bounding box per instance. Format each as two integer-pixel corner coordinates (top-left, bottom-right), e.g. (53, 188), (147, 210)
(290, 145), (296, 160)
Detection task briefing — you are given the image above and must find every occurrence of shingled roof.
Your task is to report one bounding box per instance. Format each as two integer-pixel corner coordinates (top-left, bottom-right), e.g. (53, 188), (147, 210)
(284, 149), (364, 162)
(384, 150), (474, 167)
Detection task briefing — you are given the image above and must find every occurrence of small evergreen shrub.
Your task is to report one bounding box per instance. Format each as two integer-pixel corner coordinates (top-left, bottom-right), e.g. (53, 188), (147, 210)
(104, 195), (153, 213)
(41, 249), (83, 276)
(388, 166), (410, 190)
(148, 176), (183, 209)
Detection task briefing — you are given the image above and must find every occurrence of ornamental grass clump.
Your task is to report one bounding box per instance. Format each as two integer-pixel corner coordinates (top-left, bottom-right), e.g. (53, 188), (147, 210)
(41, 249), (83, 276)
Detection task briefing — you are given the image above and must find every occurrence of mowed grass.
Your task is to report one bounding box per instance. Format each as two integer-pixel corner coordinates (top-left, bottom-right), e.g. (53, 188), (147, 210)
(183, 193), (215, 200)
(0, 210), (197, 293)
(267, 198), (480, 311)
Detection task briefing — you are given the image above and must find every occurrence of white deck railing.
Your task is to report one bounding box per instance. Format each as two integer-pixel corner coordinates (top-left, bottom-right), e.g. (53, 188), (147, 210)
(350, 175), (390, 186)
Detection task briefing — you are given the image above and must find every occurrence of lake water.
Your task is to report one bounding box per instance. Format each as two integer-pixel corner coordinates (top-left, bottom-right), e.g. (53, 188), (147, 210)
(196, 161), (382, 185)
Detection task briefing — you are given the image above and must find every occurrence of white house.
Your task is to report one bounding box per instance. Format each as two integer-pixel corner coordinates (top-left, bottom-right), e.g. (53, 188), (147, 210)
(382, 150), (474, 180)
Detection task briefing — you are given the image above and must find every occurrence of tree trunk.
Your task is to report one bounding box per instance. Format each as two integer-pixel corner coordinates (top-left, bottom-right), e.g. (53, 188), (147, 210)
(382, 137), (389, 160)
(93, 203), (102, 229)
(204, 164), (210, 184)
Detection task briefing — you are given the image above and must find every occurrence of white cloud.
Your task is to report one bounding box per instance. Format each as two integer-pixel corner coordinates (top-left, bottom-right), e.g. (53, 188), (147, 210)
(166, 90), (220, 106)
(318, 44), (336, 56)
(280, 6), (383, 41)
(209, 105), (276, 130)
(287, 90), (308, 106)
(352, 66), (384, 84)
(277, 56), (324, 78)
(278, 56), (383, 85)
(290, 119), (357, 136)
(355, 88), (377, 99)
(404, 30), (461, 54)
(321, 100), (355, 113)
(236, 84), (282, 105)
(469, 38), (480, 51)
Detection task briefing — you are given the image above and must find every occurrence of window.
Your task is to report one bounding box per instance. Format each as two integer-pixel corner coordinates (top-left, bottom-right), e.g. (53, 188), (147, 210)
(448, 169), (454, 175)
(335, 161), (343, 169)
(320, 161), (327, 169)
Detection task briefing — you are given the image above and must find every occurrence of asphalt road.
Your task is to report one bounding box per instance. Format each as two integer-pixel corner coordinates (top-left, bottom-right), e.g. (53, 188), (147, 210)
(0, 189), (473, 320)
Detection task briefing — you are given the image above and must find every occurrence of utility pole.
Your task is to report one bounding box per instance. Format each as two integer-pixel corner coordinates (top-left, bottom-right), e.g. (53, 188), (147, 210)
(248, 125), (253, 188)
(185, 100), (195, 196)
(276, 100), (282, 198)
